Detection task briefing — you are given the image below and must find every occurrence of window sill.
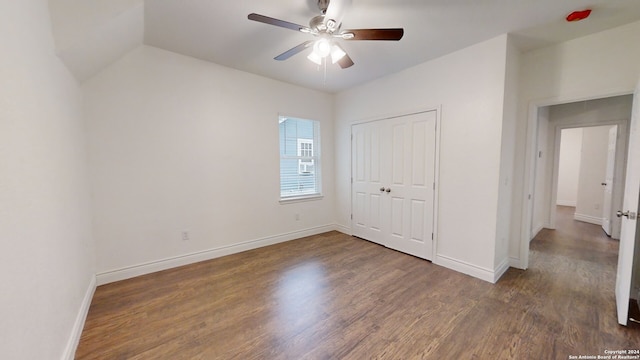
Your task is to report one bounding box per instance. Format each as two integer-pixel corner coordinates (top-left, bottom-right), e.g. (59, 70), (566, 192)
(279, 194), (324, 204)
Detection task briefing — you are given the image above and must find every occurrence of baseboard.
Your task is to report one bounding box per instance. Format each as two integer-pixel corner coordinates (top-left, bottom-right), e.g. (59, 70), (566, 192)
(493, 258), (510, 282)
(62, 275), (96, 360)
(573, 213), (603, 226)
(334, 223), (351, 235)
(530, 223), (544, 241)
(96, 224), (338, 285)
(509, 256), (525, 270)
(556, 200), (577, 207)
(434, 254), (501, 283)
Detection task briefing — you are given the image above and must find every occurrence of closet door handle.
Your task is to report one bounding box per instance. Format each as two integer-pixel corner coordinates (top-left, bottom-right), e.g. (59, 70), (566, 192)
(380, 187), (385, 192)
(385, 188), (391, 193)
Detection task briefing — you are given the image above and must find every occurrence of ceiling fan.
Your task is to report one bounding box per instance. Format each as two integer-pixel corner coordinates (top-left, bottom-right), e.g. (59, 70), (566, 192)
(248, 0), (404, 69)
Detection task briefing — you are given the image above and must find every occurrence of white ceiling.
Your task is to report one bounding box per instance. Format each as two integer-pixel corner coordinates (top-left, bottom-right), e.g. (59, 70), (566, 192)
(50, 0), (640, 93)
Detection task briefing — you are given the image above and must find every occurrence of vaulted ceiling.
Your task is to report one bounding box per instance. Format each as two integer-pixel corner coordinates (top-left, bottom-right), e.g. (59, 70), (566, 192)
(49, 0), (640, 93)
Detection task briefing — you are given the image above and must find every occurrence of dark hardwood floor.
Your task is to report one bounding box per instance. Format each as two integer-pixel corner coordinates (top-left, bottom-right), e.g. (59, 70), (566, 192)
(76, 206), (640, 359)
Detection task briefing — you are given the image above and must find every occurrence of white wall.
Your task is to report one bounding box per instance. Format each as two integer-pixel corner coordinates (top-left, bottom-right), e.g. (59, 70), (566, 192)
(557, 128), (583, 207)
(511, 20), (640, 265)
(335, 35), (511, 281)
(574, 126), (612, 224)
(0, 1), (95, 359)
(532, 107), (550, 237)
(494, 38), (520, 269)
(84, 45), (336, 283)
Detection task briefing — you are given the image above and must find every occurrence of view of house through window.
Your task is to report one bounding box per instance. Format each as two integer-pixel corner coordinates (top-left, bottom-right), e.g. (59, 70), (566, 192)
(279, 116), (321, 199)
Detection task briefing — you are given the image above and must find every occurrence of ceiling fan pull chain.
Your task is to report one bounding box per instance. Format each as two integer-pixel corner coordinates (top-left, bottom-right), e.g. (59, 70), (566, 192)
(323, 57), (328, 85)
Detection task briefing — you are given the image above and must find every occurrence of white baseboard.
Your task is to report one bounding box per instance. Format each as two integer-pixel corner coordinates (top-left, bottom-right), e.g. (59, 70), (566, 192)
(574, 213), (603, 226)
(62, 275), (96, 360)
(556, 200), (577, 207)
(96, 224), (338, 285)
(509, 256), (525, 270)
(530, 223), (544, 241)
(434, 254), (503, 284)
(493, 258), (510, 282)
(334, 224), (351, 235)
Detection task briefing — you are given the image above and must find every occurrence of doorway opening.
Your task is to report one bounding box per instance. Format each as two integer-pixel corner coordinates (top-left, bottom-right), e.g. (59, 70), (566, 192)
(529, 95), (632, 243)
(522, 93), (638, 325)
(533, 124), (624, 242)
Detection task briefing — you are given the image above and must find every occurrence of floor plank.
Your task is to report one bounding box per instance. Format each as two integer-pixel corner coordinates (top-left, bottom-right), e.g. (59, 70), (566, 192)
(76, 206), (640, 359)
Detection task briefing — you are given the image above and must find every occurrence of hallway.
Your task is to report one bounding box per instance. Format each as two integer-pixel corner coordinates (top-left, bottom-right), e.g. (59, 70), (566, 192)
(533, 206), (619, 265)
(529, 205), (640, 328)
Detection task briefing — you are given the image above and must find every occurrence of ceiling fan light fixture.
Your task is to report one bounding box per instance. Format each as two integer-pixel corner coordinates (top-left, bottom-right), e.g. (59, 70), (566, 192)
(313, 38), (332, 58)
(307, 51), (323, 65)
(330, 45), (346, 64)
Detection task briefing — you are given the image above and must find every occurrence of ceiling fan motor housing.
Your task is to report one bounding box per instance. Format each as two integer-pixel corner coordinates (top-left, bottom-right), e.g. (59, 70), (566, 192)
(310, 15), (327, 32)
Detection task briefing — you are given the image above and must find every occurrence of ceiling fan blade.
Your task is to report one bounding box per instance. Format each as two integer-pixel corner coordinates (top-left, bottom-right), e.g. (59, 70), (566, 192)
(342, 28), (404, 41)
(274, 41), (314, 61)
(337, 53), (354, 69)
(248, 13), (308, 32)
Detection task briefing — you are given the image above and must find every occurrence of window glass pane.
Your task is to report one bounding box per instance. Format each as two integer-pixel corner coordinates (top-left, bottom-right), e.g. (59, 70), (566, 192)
(279, 116), (321, 199)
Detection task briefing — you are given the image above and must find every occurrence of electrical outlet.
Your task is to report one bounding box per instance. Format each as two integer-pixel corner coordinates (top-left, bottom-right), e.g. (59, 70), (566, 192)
(181, 231), (189, 241)
(295, 213), (300, 221)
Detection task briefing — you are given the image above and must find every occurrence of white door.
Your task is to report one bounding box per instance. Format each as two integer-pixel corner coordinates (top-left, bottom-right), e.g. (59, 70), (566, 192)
(352, 120), (386, 246)
(602, 126), (618, 236)
(615, 81), (640, 326)
(352, 111), (437, 260)
(386, 112), (437, 259)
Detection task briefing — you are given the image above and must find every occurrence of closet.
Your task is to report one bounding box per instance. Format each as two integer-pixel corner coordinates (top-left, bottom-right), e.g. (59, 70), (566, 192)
(351, 110), (437, 260)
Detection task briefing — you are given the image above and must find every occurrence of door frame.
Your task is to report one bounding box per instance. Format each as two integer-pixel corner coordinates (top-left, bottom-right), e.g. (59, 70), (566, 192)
(546, 121), (627, 235)
(519, 90), (633, 269)
(602, 126), (619, 236)
(350, 106), (442, 261)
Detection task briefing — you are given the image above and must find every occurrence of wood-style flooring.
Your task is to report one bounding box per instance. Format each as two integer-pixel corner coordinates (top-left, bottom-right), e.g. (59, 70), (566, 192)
(76, 206), (640, 359)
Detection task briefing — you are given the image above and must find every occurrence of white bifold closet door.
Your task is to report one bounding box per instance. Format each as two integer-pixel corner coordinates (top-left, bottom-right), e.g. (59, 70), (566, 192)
(352, 110), (437, 260)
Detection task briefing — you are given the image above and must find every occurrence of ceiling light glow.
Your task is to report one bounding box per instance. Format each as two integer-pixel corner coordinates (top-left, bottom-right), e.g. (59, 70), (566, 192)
(307, 51), (322, 65)
(330, 45), (346, 64)
(314, 38), (332, 58)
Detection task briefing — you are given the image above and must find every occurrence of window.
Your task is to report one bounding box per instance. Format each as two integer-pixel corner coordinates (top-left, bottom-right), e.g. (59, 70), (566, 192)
(279, 116), (321, 200)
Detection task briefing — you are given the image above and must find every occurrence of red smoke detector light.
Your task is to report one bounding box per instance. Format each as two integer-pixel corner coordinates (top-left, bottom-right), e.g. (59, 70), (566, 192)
(566, 9), (592, 22)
